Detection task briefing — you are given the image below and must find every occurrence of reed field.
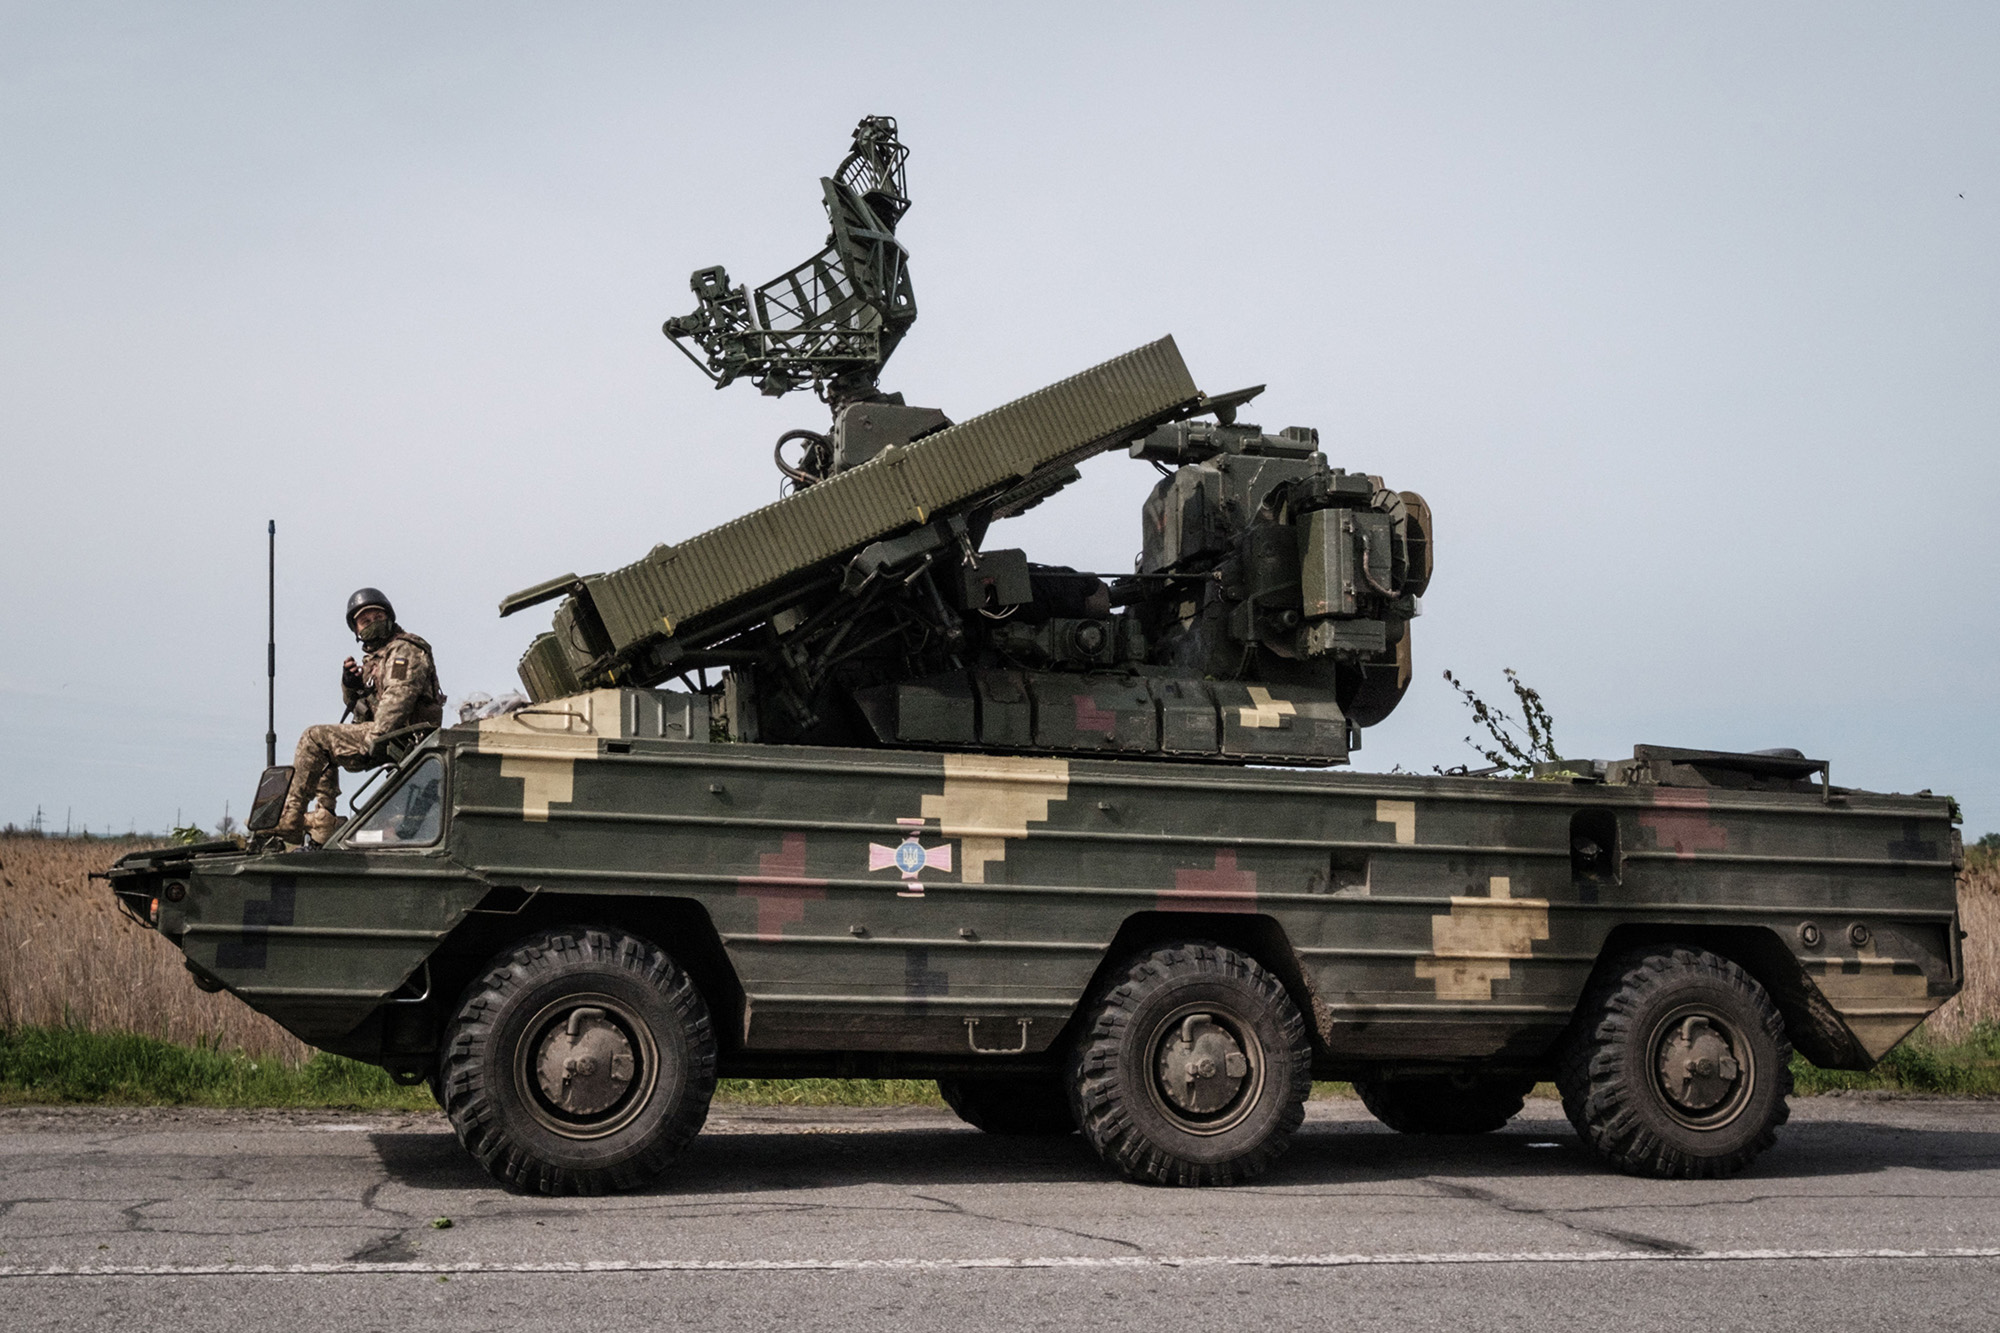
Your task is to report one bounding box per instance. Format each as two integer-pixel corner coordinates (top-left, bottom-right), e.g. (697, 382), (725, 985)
(1929, 855), (2000, 1042)
(0, 833), (1995, 1104)
(0, 834), (938, 1106)
(0, 835), (311, 1061)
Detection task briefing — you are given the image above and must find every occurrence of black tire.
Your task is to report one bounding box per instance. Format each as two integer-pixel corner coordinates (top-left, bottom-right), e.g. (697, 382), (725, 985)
(937, 1076), (1077, 1136)
(1557, 947), (1791, 1180)
(1354, 1070), (1538, 1135)
(439, 927), (716, 1195)
(1069, 941), (1312, 1186)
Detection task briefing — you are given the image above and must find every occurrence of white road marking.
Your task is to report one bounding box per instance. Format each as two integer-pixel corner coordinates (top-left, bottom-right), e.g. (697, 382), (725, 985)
(3, 1249), (1998, 1279)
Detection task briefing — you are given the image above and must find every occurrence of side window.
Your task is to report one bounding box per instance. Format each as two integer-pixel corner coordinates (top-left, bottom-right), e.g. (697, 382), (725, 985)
(348, 755), (445, 847)
(1569, 807), (1622, 900)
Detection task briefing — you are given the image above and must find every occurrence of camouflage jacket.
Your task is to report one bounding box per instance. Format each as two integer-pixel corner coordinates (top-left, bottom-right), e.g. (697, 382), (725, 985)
(342, 630), (446, 742)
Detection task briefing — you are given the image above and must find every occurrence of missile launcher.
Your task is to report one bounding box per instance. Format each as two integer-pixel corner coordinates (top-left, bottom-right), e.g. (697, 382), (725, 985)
(118, 117), (1964, 1199)
(502, 117), (1431, 766)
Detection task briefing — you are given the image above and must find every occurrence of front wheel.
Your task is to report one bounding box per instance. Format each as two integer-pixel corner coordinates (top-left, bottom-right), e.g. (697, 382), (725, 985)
(1557, 947), (1791, 1179)
(1070, 942), (1312, 1186)
(439, 927), (717, 1195)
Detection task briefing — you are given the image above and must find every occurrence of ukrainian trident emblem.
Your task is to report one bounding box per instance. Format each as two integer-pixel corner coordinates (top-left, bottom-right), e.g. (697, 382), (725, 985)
(869, 819), (953, 897)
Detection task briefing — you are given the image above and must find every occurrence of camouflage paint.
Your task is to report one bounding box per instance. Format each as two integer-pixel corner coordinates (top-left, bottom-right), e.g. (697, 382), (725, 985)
(111, 701), (1963, 1077)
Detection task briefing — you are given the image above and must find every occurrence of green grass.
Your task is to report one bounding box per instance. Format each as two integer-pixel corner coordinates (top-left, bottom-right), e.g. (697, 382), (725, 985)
(0, 1026), (434, 1110)
(5, 1024), (1997, 1109)
(1790, 1024), (2000, 1096)
(713, 1078), (945, 1107)
(0, 1028), (953, 1110)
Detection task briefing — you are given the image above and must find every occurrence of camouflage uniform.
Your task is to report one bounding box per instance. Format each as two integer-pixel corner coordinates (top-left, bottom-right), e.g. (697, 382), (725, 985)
(280, 631), (445, 843)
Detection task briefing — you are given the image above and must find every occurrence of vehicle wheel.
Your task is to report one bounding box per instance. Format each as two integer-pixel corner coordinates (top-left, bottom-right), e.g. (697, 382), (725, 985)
(1557, 947), (1791, 1179)
(937, 1076), (1076, 1135)
(1354, 1070), (1538, 1135)
(439, 926), (716, 1195)
(1069, 941), (1312, 1186)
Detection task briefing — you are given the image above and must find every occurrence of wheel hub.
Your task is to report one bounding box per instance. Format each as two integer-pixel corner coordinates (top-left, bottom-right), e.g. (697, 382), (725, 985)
(1155, 1013), (1250, 1115)
(535, 1006), (637, 1117)
(1656, 1014), (1742, 1114)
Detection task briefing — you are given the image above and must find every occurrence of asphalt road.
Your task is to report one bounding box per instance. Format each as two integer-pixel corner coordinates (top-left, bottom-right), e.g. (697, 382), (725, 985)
(2, 1094), (1997, 1331)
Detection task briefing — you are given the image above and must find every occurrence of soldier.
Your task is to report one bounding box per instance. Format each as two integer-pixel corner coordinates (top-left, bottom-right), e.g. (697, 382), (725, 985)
(274, 588), (446, 846)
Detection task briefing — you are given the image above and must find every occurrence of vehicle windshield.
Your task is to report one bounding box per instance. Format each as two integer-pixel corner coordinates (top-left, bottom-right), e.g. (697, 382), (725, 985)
(346, 755), (444, 847)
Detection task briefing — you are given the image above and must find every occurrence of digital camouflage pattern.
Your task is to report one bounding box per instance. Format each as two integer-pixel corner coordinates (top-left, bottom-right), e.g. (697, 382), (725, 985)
(107, 118), (1966, 1192)
(123, 343), (1963, 1192)
(502, 124), (1423, 766)
(344, 630), (445, 736)
(113, 699), (1960, 1092)
(279, 630), (445, 841)
(282, 722), (374, 845)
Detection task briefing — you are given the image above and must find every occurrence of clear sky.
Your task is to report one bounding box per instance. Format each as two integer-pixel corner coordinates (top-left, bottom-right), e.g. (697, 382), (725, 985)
(3, 3), (1995, 836)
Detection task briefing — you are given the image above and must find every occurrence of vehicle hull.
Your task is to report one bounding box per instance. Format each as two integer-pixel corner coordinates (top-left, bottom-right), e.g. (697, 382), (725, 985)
(112, 715), (1962, 1081)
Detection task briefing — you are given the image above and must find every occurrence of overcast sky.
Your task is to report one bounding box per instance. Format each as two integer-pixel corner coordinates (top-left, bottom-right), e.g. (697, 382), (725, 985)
(3, 3), (1995, 837)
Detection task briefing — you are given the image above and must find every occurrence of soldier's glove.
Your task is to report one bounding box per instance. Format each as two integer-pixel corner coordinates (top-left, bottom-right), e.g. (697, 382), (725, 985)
(342, 661), (366, 690)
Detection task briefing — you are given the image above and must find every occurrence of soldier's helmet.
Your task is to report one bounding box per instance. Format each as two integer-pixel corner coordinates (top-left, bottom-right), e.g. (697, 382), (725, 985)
(345, 587), (395, 631)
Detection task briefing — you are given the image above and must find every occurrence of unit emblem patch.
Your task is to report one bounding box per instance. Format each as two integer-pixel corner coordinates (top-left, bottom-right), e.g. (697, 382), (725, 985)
(869, 832), (953, 897)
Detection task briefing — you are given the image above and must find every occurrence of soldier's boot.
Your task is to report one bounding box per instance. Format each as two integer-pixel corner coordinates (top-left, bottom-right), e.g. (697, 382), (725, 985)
(303, 807), (341, 848)
(272, 797), (308, 846)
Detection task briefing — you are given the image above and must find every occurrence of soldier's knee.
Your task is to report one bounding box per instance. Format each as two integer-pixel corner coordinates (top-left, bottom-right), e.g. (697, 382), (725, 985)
(300, 723), (362, 766)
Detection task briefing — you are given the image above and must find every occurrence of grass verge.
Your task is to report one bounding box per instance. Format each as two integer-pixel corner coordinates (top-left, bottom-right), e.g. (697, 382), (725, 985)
(714, 1078), (944, 1107)
(0, 1026), (433, 1110)
(0, 1027), (952, 1110)
(1790, 1024), (2000, 1095)
(5, 1024), (1997, 1109)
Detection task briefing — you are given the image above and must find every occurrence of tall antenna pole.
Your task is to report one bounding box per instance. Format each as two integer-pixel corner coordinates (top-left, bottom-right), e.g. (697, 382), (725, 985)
(266, 519), (277, 769)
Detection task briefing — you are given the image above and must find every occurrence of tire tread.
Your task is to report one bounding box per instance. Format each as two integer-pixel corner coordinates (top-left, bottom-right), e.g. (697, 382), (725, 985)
(1070, 942), (1311, 1186)
(439, 927), (716, 1195)
(1556, 946), (1791, 1180)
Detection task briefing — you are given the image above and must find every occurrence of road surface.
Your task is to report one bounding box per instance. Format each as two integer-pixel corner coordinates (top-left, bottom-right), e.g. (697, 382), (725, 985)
(2, 1094), (1996, 1330)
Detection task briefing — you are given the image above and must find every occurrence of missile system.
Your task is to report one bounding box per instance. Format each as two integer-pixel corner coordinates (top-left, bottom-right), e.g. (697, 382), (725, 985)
(501, 117), (1432, 767)
(113, 116), (1965, 1198)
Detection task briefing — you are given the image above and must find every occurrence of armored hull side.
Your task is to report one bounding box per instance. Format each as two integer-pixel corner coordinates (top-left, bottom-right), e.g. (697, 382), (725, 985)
(118, 709), (1961, 1081)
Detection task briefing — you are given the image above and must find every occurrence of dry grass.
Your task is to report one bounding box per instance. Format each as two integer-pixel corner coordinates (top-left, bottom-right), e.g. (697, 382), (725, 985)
(1926, 864), (2000, 1041)
(0, 836), (310, 1063)
(2, 834), (1995, 1067)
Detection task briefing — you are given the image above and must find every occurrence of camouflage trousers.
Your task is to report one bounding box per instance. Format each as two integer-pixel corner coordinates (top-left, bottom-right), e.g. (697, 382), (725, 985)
(279, 722), (378, 843)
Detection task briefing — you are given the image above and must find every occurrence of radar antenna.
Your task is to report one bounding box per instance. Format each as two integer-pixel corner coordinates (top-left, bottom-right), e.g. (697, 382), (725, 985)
(662, 116), (915, 407)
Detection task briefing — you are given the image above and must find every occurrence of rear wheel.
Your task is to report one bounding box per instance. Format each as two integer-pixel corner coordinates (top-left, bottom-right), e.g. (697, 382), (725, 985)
(1557, 947), (1790, 1179)
(1354, 1070), (1538, 1135)
(439, 927), (716, 1195)
(937, 1076), (1076, 1135)
(1070, 942), (1311, 1186)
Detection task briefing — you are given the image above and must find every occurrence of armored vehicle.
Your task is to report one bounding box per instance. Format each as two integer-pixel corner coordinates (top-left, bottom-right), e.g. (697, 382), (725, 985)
(108, 119), (1963, 1195)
